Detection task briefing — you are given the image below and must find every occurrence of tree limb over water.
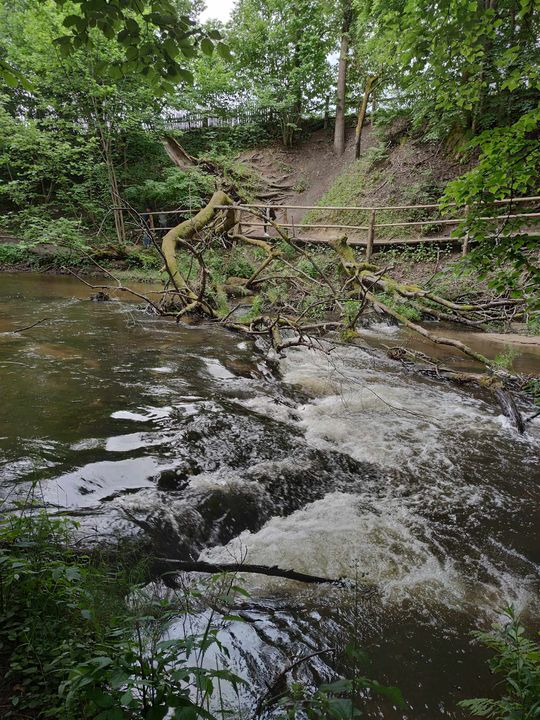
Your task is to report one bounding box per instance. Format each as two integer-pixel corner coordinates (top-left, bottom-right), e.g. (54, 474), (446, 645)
(155, 558), (356, 587)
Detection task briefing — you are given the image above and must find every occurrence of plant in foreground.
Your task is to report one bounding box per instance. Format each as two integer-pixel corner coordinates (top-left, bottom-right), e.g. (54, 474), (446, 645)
(460, 607), (540, 719)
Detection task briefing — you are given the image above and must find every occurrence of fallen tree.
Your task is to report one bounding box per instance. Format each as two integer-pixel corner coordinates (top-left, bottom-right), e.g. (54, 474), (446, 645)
(153, 194), (535, 429)
(68, 184), (536, 431)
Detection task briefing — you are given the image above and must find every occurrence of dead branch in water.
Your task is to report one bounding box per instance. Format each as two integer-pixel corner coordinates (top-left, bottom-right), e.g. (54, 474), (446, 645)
(386, 345), (528, 433)
(12, 318), (50, 333)
(155, 558), (353, 587)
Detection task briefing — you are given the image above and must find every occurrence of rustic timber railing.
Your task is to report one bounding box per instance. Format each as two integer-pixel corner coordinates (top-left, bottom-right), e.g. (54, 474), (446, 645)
(140, 196), (540, 260)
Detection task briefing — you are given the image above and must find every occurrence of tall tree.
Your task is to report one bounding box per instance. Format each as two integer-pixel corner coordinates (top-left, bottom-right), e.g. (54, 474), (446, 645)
(0, 0), (227, 91)
(231, 0), (333, 147)
(334, 0), (354, 155)
(0, 0), (164, 242)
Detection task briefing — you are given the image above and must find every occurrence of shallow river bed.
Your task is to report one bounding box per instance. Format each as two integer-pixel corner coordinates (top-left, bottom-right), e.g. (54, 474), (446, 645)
(1, 272), (539, 718)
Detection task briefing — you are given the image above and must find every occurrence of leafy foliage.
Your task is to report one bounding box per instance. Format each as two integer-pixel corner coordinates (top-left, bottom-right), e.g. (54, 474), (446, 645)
(230, 0), (335, 145)
(125, 167), (215, 210)
(459, 608), (540, 719)
(442, 106), (540, 306)
(1, 0), (228, 92)
(0, 511), (244, 719)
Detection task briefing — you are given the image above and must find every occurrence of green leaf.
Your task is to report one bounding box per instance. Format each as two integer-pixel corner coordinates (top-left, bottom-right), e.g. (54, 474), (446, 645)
(176, 68), (194, 84)
(201, 38), (214, 56)
(163, 37), (178, 59)
(145, 705), (168, 720)
(62, 14), (82, 28)
(96, 709), (125, 720)
(216, 42), (233, 61)
(179, 44), (197, 59)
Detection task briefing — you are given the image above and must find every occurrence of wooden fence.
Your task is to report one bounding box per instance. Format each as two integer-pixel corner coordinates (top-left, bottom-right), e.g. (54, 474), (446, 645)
(140, 196), (540, 260)
(217, 197), (540, 259)
(158, 108), (278, 132)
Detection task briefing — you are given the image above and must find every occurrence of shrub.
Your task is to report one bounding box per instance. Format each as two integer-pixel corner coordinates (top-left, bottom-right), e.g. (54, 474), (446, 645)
(0, 511), (242, 719)
(21, 216), (90, 250)
(124, 167), (215, 211)
(0, 243), (34, 266)
(459, 608), (540, 719)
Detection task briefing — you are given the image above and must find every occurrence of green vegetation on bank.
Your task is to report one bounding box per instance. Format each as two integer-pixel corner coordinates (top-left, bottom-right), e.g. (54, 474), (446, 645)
(460, 608), (540, 719)
(0, 511), (244, 719)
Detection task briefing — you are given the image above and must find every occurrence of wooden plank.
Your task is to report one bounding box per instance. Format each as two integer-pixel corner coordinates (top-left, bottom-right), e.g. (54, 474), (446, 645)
(215, 196), (540, 213)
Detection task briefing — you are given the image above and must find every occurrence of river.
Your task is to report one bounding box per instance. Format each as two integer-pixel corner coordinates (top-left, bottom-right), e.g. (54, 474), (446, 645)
(1, 272), (539, 718)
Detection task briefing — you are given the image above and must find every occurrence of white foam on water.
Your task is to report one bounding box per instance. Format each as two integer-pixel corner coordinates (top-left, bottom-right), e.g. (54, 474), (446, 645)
(201, 492), (538, 617)
(150, 365), (175, 374)
(111, 406), (173, 422)
(237, 396), (299, 424)
(276, 344), (536, 470)
(202, 357), (236, 380)
(359, 321), (401, 336)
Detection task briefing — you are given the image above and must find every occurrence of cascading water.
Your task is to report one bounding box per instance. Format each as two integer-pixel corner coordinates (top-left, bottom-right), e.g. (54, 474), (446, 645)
(1, 273), (539, 718)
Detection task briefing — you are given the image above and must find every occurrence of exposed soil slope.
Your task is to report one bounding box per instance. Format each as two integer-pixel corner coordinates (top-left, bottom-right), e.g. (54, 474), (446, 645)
(234, 121), (478, 245)
(238, 125), (376, 225)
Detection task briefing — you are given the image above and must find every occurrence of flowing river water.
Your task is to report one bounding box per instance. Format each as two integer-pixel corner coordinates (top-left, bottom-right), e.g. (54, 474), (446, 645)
(1, 272), (539, 718)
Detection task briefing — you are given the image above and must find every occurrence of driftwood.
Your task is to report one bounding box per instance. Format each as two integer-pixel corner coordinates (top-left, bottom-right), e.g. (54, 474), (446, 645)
(328, 235), (512, 372)
(155, 558), (350, 586)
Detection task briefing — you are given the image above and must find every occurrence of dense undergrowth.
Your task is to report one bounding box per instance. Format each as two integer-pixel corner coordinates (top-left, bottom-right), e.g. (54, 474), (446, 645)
(0, 511), (243, 719)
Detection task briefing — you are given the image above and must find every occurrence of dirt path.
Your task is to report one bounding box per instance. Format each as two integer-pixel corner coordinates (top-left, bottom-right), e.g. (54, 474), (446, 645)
(238, 125), (375, 226)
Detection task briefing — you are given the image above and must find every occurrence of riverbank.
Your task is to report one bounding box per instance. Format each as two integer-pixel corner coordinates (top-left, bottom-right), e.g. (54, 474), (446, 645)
(2, 240), (539, 338)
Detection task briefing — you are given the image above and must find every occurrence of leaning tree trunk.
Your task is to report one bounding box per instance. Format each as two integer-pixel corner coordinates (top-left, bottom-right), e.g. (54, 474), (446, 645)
(102, 140), (125, 244)
(161, 190), (234, 289)
(354, 75), (378, 160)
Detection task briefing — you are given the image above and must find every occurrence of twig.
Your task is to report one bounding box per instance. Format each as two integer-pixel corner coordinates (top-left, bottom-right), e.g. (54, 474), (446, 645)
(12, 318), (50, 333)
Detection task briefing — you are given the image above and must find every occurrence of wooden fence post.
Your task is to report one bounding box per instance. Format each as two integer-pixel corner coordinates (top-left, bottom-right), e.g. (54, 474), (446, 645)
(234, 208), (242, 236)
(462, 204), (470, 256)
(366, 209), (376, 260)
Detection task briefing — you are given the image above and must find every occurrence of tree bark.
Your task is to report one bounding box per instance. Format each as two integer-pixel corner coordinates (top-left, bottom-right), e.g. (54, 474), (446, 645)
(334, 0), (353, 156)
(155, 558), (349, 586)
(161, 190), (234, 289)
(323, 93), (330, 130)
(334, 33), (350, 155)
(103, 141), (125, 244)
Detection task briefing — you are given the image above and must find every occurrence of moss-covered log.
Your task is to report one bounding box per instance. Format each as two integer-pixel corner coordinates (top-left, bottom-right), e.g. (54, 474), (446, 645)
(161, 190), (234, 289)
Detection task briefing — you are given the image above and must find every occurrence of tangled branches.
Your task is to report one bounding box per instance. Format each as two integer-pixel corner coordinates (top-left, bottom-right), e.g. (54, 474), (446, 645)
(155, 196), (527, 371)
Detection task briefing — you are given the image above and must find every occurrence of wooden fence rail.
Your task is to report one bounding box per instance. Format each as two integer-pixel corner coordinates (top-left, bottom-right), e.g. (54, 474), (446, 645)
(139, 196), (540, 260)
